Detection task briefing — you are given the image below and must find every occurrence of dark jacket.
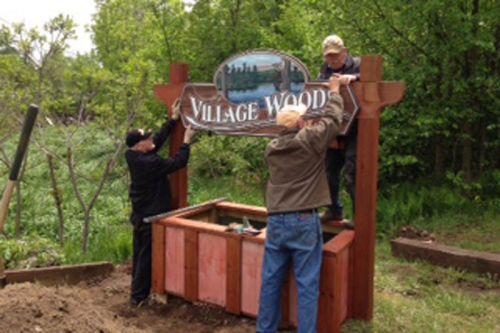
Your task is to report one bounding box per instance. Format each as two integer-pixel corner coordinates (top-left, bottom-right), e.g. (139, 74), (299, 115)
(265, 94), (344, 213)
(318, 55), (361, 142)
(125, 120), (190, 219)
(317, 55), (361, 81)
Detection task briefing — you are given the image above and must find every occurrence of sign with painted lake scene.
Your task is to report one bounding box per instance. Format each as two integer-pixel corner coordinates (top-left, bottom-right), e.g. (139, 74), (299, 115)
(179, 50), (359, 137)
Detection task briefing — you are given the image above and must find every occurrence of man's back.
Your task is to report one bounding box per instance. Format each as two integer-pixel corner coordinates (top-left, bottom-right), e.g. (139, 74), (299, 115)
(265, 94), (344, 213)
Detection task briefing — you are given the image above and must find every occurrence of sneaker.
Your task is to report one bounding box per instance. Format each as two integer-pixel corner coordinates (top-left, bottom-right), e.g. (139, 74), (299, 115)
(339, 219), (355, 230)
(320, 211), (343, 223)
(130, 297), (149, 308)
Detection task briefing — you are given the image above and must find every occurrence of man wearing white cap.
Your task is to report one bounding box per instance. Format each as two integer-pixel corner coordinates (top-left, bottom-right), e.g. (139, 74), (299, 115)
(257, 76), (349, 333)
(318, 34), (361, 227)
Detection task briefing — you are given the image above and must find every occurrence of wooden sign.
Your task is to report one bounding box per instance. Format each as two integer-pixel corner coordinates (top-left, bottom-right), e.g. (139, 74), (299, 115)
(179, 50), (359, 137)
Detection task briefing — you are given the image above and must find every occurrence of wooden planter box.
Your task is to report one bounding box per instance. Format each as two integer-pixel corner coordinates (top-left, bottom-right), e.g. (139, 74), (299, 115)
(152, 200), (354, 333)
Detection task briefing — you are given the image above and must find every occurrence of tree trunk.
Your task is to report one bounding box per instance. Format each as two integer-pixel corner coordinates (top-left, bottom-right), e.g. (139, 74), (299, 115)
(82, 210), (90, 252)
(434, 135), (445, 177)
(461, 0), (479, 183)
(47, 154), (65, 246)
(461, 123), (473, 183)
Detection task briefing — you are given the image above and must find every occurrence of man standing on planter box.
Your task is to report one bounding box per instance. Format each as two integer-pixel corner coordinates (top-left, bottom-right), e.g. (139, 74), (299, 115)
(318, 34), (360, 227)
(257, 76), (348, 332)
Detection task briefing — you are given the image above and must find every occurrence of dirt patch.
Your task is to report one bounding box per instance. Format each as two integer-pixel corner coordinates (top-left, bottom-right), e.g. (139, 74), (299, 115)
(0, 265), (255, 333)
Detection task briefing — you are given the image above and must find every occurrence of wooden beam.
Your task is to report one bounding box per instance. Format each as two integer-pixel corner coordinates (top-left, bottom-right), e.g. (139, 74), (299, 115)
(4, 262), (113, 286)
(154, 63), (190, 210)
(391, 237), (500, 277)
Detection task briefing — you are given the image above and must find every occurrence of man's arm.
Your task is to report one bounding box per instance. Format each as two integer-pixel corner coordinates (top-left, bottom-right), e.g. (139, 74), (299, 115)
(156, 125), (196, 175)
(296, 93), (344, 154)
(151, 99), (182, 153)
(156, 143), (190, 175)
(151, 119), (177, 153)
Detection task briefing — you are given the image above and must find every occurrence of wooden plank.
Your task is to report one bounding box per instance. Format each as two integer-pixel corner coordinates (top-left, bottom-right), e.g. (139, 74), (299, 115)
(215, 202), (268, 217)
(159, 216), (267, 245)
(5, 262), (114, 286)
(226, 236), (242, 314)
(165, 227), (185, 295)
(351, 114), (379, 320)
(323, 230), (355, 255)
(154, 63), (189, 210)
(333, 250), (350, 329)
(198, 233), (227, 306)
(241, 240), (264, 317)
(184, 229), (199, 302)
(318, 256), (336, 333)
(152, 223), (166, 294)
(391, 237), (500, 277)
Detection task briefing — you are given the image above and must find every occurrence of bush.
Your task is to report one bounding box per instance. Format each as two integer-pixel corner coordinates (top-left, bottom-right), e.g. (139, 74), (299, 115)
(190, 134), (269, 185)
(0, 236), (64, 269)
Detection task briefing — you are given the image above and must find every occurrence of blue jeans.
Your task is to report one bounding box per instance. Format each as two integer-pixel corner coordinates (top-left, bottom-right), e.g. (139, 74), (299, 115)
(257, 211), (323, 333)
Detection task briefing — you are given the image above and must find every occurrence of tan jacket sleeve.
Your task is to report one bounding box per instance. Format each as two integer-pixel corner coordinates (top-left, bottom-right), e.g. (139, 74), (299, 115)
(296, 93), (344, 154)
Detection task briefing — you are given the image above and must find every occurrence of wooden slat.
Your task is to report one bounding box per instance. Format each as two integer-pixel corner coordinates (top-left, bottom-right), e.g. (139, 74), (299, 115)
(158, 216), (267, 245)
(165, 227), (185, 295)
(152, 223), (166, 294)
(333, 250), (349, 329)
(215, 202), (268, 217)
(226, 236), (242, 314)
(323, 230), (355, 255)
(318, 256), (336, 333)
(184, 229), (199, 302)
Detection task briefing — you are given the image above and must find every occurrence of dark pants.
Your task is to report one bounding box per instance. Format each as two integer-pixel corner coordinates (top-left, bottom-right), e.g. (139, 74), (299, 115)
(130, 214), (152, 303)
(325, 135), (357, 219)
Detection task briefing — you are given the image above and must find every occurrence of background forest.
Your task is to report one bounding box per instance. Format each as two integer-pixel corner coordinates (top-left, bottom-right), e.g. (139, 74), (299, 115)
(0, 0), (498, 269)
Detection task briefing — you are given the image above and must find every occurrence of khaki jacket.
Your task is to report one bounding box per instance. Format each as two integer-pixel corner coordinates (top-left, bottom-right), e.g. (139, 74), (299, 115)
(265, 93), (344, 213)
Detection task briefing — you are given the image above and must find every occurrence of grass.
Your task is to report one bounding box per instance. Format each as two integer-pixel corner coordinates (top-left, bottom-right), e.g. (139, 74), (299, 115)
(342, 242), (500, 333)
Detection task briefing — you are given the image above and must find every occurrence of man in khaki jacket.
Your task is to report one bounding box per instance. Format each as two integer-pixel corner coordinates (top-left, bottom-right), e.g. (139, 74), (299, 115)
(257, 76), (348, 333)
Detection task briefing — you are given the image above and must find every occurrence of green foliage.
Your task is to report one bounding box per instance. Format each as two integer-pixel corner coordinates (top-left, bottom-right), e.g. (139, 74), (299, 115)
(0, 236), (64, 269)
(63, 224), (132, 264)
(190, 134), (269, 185)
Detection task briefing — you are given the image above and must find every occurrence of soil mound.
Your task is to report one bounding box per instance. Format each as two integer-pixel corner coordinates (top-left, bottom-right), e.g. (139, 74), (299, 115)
(0, 282), (139, 333)
(0, 266), (254, 333)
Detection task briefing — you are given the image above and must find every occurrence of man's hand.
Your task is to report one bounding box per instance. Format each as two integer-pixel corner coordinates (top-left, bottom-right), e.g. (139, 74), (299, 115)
(329, 74), (353, 94)
(183, 125), (196, 144)
(171, 98), (181, 120)
(328, 76), (342, 94)
(333, 74), (357, 85)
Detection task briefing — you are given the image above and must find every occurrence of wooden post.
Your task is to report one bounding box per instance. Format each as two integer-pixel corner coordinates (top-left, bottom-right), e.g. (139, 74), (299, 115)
(152, 64), (189, 296)
(154, 63), (189, 210)
(350, 56), (405, 320)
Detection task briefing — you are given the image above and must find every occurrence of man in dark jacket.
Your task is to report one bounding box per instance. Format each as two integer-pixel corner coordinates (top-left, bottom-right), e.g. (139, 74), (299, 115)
(257, 76), (348, 333)
(318, 35), (361, 226)
(125, 103), (195, 306)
